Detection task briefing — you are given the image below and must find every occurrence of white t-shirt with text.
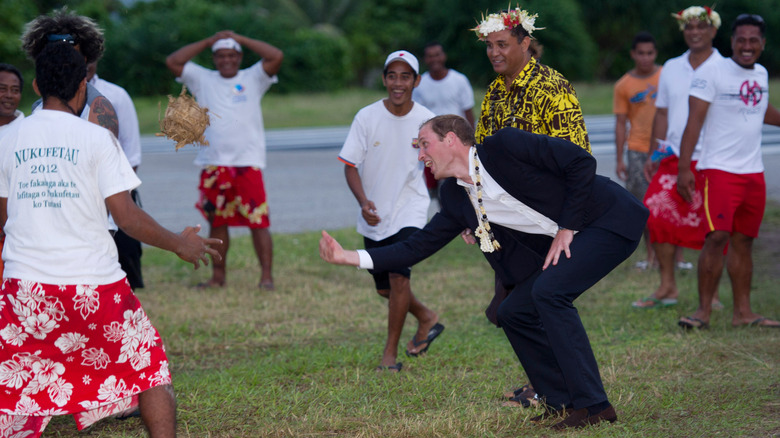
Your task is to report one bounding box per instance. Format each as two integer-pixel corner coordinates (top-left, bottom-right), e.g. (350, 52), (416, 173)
(0, 110), (140, 284)
(689, 56), (768, 174)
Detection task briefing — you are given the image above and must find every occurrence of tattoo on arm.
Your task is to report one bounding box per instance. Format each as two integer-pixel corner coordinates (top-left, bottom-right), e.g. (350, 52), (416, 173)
(90, 96), (119, 137)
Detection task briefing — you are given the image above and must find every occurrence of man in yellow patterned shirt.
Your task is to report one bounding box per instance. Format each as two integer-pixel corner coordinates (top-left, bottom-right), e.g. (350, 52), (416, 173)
(474, 9), (590, 152)
(471, 6), (591, 410)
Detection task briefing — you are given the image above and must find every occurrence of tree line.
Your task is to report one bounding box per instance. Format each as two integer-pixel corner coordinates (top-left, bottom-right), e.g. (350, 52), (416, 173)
(1, 0), (776, 97)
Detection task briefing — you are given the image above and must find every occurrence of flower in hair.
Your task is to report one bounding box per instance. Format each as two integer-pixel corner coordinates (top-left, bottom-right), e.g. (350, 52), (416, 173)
(472, 5), (544, 40)
(672, 5), (721, 30)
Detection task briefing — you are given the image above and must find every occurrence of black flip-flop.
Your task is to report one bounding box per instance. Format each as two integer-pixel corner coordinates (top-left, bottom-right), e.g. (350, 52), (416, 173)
(376, 362), (403, 372)
(405, 323), (445, 357)
(678, 316), (709, 330)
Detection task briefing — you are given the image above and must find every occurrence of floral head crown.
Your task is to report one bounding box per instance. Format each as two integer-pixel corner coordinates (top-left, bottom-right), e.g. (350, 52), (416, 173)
(472, 5), (544, 40)
(672, 6), (721, 31)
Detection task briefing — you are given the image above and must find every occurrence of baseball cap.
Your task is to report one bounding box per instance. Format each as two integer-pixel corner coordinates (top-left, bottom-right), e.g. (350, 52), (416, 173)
(384, 50), (419, 74)
(212, 37), (242, 53)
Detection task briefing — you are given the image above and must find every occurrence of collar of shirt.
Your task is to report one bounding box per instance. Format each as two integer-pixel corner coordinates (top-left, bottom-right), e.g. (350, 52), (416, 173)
(456, 146), (559, 237)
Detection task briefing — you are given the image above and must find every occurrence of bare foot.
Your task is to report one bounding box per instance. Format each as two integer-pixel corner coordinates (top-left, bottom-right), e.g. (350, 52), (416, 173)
(259, 281), (275, 291)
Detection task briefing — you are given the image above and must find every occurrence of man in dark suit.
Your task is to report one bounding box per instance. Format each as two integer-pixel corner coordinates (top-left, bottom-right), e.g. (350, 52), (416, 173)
(320, 115), (648, 429)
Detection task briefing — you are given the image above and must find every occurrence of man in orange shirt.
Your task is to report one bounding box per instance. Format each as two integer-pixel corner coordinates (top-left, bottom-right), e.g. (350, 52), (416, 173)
(613, 31), (661, 269)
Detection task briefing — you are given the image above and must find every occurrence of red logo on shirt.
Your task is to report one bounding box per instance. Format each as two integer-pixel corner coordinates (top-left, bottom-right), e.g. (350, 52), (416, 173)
(739, 80), (762, 106)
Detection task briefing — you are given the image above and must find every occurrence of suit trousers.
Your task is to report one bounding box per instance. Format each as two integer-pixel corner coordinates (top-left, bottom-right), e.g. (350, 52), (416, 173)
(497, 226), (639, 410)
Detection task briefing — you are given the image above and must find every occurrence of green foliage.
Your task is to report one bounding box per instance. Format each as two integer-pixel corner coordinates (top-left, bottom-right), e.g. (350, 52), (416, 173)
(277, 25), (352, 93)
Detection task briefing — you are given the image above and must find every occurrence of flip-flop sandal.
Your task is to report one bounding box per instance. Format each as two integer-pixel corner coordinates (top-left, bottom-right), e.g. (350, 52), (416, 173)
(405, 323), (445, 357)
(736, 317), (780, 328)
(503, 383), (533, 399)
(376, 362), (403, 372)
(631, 297), (678, 309)
(678, 316), (709, 330)
(501, 392), (540, 408)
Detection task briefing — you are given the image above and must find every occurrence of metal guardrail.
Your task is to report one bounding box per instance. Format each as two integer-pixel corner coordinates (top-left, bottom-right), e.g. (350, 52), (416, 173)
(142, 115), (780, 155)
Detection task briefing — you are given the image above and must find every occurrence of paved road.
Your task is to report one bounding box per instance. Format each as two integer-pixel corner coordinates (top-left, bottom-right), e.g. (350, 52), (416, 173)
(138, 115), (780, 236)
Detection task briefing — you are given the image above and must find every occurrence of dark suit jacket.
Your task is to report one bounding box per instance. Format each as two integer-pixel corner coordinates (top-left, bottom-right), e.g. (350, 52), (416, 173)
(367, 128), (649, 318)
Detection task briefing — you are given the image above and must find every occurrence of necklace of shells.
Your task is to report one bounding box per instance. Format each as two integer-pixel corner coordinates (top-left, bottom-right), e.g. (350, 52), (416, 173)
(467, 149), (501, 253)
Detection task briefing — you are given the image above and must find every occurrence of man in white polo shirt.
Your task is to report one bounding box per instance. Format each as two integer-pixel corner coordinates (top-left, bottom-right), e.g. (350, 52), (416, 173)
(677, 14), (780, 329)
(339, 50), (443, 371)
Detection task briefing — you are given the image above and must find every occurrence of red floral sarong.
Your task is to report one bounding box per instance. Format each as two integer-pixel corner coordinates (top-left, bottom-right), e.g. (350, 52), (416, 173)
(643, 156), (707, 249)
(0, 278), (170, 437)
(197, 166), (270, 228)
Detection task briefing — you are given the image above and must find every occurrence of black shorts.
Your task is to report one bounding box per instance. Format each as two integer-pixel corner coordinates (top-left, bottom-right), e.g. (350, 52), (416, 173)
(363, 227), (419, 290)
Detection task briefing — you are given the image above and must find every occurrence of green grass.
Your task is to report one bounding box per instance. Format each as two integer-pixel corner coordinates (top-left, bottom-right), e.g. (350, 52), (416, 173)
(43, 204), (780, 436)
(136, 79), (780, 135)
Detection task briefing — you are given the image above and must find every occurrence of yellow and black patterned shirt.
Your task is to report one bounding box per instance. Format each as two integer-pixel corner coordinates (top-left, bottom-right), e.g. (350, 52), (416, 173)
(475, 57), (591, 153)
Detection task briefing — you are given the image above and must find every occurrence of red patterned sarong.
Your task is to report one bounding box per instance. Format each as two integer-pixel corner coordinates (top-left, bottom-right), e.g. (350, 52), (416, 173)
(0, 278), (170, 436)
(197, 166), (270, 228)
(643, 156), (707, 249)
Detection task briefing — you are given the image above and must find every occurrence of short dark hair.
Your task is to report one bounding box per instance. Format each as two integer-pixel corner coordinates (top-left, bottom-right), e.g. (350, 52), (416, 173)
(0, 63), (23, 90)
(732, 13), (765, 36)
(509, 24), (531, 44)
(423, 41), (443, 52)
(35, 42), (86, 102)
(422, 115), (475, 146)
(21, 7), (104, 64)
(631, 31), (656, 50)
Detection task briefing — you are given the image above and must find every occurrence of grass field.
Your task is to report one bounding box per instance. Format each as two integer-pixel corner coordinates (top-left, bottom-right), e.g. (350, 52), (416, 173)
(43, 204), (780, 437)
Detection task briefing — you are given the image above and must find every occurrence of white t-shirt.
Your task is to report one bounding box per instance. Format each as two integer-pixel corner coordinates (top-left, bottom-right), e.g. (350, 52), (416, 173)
(0, 110), (140, 284)
(89, 74), (142, 168)
(0, 111), (23, 138)
(690, 57), (768, 174)
(338, 100), (434, 241)
(655, 49), (722, 160)
(179, 61), (277, 168)
(412, 70), (474, 117)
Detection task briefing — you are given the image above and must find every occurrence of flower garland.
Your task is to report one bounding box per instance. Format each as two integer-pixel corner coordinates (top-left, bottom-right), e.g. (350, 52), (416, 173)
(472, 5), (544, 40)
(468, 149), (501, 253)
(672, 6), (721, 30)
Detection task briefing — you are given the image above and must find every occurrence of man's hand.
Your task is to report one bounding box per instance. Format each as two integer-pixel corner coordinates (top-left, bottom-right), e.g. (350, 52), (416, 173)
(543, 228), (574, 270)
(460, 228), (477, 245)
(319, 230), (360, 266)
(361, 201), (381, 226)
(677, 167), (695, 203)
(643, 156), (660, 183)
(175, 225), (222, 269)
(616, 160), (628, 181)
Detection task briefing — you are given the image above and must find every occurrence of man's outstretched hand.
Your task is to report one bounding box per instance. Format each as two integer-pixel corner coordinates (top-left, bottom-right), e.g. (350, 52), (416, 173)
(319, 230), (359, 266)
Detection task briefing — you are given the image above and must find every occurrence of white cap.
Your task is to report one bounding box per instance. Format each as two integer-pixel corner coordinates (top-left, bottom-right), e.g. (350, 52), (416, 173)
(211, 37), (242, 53)
(383, 50), (419, 74)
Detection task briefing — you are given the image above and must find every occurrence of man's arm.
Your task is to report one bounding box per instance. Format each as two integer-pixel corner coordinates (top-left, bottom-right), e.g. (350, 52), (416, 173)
(765, 103), (780, 127)
(614, 113), (628, 181)
(106, 191), (221, 268)
(344, 164), (380, 226)
(643, 106), (668, 182)
(89, 95), (119, 138)
(677, 96), (710, 203)
(166, 31), (230, 77)
(229, 32), (284, 77)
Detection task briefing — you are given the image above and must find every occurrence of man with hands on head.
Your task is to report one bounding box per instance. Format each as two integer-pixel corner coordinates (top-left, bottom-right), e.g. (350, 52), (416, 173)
(166, 30), (282, 290)
(321, 115), (648, 430)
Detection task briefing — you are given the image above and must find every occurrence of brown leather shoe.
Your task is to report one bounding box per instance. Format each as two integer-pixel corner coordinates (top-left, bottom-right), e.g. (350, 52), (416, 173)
(550, 406), (617, 430)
